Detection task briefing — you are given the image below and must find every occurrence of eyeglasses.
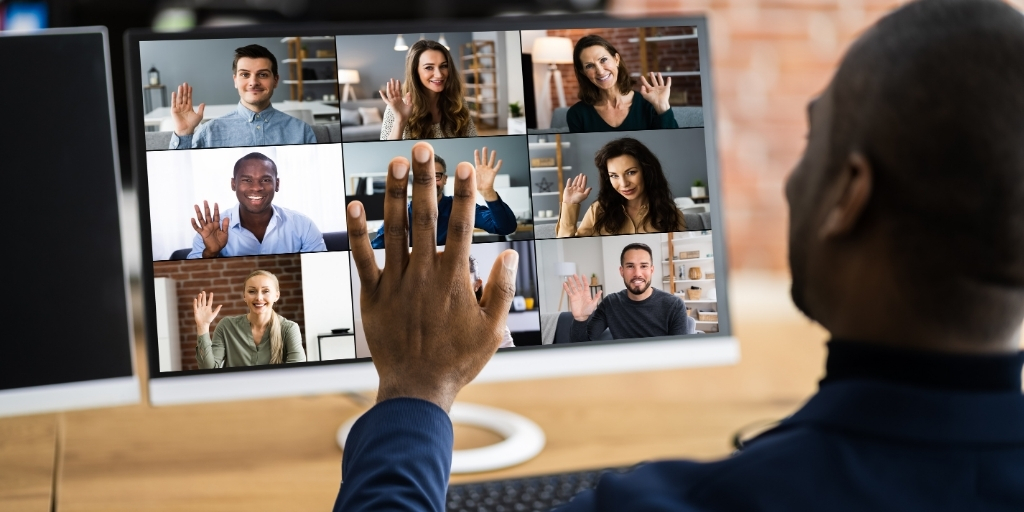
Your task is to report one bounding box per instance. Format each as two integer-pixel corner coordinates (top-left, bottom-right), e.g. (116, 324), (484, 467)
(434, 173), (446, 181)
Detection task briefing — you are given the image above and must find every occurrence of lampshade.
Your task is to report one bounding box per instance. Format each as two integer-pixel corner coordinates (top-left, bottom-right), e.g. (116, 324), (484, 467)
(531, 37), (574, 64)
(556, 262), (578, 277)
(437, 33), (449, 50)
(337, 69), (360, 84)
(394, 34), (408, 51)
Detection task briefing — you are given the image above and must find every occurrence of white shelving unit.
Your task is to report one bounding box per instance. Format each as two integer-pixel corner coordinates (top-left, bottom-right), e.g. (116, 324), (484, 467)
(280, 36), (338, 102)
(660, 231), (718, 333)
(461, 40), (499, 130)
(528, 135), (571, 228)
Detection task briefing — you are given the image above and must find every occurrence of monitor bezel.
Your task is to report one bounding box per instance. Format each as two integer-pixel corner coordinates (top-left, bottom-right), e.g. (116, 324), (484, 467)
(124, 14), (737, 405)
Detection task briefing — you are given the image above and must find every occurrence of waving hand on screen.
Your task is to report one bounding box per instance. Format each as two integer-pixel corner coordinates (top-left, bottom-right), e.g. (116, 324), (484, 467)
(170, 82), (206, 136)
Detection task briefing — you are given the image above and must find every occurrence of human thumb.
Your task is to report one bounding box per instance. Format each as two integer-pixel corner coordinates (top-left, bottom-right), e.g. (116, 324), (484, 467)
(481, 250), (518, 318)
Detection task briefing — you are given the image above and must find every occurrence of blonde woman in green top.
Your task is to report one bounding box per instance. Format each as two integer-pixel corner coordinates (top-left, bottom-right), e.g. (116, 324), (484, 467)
(193, 270), (306, 369)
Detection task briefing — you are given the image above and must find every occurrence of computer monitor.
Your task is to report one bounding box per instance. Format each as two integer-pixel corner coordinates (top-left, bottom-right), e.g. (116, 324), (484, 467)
(124, 16), (737, 409)
(0, 27), (139, 417)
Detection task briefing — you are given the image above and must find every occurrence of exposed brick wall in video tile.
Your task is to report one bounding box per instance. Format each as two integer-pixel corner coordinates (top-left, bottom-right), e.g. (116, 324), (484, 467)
(154, 255), (305, 371)
(545, 25), (701, 107)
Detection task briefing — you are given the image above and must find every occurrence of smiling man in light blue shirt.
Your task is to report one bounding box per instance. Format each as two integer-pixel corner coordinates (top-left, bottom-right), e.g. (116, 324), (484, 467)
(169, 44), (316, 149)
(187, 152), (326, 259)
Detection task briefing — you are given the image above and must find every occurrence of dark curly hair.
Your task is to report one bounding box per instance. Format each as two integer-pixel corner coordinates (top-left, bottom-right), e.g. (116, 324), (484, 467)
(591, 138), (684, 235)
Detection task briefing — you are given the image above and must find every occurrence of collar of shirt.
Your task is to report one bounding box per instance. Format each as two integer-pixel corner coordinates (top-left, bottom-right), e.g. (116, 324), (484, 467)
(227, 203), (281, 233)
(235, 102), (277, 123)
(619, 203), (649, 228)
(821, 338), (1024, 392)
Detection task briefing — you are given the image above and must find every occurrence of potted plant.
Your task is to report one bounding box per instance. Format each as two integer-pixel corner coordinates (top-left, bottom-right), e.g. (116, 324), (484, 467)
(691, 179), (707, 199)
(507, 101), (526, 134)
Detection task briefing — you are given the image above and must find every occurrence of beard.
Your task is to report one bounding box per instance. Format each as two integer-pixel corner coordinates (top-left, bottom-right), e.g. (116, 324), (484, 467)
(625, 276), (651, 296)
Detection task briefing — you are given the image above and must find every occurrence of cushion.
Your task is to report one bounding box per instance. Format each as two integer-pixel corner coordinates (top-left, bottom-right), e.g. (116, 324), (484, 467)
(358, 107), (382, 125)
(339, 108), (361, 126)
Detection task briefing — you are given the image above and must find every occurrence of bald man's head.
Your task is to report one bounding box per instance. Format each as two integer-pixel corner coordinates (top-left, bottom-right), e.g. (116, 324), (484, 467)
(788, 0), (1024, 346)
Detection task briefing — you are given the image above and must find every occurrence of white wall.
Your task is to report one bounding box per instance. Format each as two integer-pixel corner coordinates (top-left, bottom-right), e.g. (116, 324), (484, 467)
(504, 31), (525, 123)
(300, 252), (354, 361)
(147, 144), (347, 261)
(154, 277), (181, 372)
(536, 239), (565, 314)
(521, 30), (553, 129)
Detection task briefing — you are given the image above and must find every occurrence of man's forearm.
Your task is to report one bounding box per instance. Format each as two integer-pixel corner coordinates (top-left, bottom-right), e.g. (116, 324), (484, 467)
(335, 398), (453, 512)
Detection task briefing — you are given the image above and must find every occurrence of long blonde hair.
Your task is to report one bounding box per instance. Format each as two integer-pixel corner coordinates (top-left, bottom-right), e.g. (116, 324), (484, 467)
(403, 40), (471, 139)
(244, 270), (285, 364)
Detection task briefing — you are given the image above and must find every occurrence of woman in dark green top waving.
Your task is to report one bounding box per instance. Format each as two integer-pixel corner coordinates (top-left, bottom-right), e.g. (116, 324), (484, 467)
(193, 270), (306, 369)
(566, 35), (679, 133)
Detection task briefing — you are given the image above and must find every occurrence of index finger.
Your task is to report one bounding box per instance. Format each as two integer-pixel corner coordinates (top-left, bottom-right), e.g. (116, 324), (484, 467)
(346, 201), (382, 292)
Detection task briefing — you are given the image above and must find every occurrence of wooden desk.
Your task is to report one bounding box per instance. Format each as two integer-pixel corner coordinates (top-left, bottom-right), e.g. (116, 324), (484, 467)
(2, 275), (1019, 511)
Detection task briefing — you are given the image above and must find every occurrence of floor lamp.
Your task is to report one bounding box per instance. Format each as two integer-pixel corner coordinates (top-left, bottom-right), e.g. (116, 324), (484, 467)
(556, 262), (578, 311)
(531, 37), (574, 109)
(338, 69), (360, 102)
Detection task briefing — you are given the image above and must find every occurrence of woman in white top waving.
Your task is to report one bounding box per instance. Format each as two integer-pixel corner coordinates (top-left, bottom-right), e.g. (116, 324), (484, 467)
(379, 40), (477, 140)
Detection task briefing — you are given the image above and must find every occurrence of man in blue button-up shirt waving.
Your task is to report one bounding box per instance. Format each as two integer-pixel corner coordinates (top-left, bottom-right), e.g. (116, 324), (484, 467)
(168, 44), (316, 149)
(187, 152), (326, 259)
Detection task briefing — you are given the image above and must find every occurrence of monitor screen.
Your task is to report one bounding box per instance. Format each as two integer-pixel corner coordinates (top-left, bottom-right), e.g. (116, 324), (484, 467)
(0, 27), (138, 416)
(126, 17), (736, 405)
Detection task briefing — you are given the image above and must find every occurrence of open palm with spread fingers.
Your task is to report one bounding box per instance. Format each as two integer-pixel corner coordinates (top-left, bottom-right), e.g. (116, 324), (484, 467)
(564, 274), (602, 322)
(191, 200), (230, 258)
(379, 78), (413, 121)
(639, 72), (672, 114)
(193, 291), (223, 335)
(170, 82), (206, 136)
(345, 142), (519, 412)
(563, 173), (593, 204)
(474, 146), (502, 201)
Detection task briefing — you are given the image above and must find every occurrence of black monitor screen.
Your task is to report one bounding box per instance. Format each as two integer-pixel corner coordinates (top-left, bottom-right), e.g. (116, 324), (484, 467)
(0, 30), (134, 391)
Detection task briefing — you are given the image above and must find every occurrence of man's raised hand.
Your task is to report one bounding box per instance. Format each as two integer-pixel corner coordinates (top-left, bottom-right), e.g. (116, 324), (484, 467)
(170, 82), (205, 136)
(474, 146), (502, 201)
(564, 274), (602, 322)
(346, 142), (518, 412)
(191, 200), (229, 258)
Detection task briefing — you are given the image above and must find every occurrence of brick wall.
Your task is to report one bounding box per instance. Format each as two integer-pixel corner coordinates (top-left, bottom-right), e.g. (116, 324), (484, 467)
(154, 255), (305, 371)
(546, 25), (702, 107)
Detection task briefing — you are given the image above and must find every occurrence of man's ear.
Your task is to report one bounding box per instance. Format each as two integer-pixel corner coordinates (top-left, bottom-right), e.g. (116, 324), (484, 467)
(230, 178), (236, 191)
(819, 151), (872, 239)
(275, 177), (280, 192)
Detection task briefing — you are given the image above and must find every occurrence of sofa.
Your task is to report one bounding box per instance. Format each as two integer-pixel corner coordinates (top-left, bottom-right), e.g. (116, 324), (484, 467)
(531, 105), (704, 134)
(338, 99), (387, 142)
(544, 311), (697, 344)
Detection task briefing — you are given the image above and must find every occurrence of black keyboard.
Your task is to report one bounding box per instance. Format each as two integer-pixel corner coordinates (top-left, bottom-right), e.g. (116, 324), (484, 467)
(446, 466), (634, 512)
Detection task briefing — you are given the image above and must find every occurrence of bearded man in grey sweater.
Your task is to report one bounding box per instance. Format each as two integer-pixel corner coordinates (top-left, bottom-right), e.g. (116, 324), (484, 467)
(565, 242), (690, 343)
